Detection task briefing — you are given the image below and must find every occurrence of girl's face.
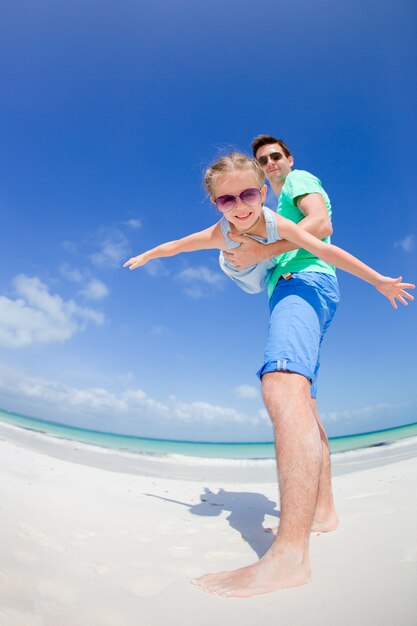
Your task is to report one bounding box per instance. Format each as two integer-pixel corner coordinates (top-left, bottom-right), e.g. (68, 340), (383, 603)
(211, 169), (267, 232)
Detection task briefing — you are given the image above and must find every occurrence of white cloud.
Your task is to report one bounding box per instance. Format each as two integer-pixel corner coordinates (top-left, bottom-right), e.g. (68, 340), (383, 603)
(0, 366), (268, 444)
(0, 364), (265, 425)
(124, 218), (142, 230)
(79, 278), (109, 301)
(167, 397), (253, 424)
(0, 275), (104, 348)
(394, 233), (415, 253)
(144, 259), (170, 277)
(60, 263), (84, 283)
(150, 325), (165, 335)
(233, 384), (260, 400)
(257, 408), (269, 421)
(60, 264), (109, 301)
(177, 265), (223, 286)
(131, 260), (224, 293)
(62, 240), (79, 255)
(324, 402), (396, 423)
(117, 371), (136, 387)
(91, 229), (130, 268)
(177, 265), (225, 299)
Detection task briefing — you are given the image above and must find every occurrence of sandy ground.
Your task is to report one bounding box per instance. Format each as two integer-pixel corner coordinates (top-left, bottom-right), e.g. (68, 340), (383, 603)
(0, 424), (416, 626)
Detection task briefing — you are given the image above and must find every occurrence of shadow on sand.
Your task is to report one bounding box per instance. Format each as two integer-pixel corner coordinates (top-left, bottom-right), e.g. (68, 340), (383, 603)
(146, 487), (280, 558)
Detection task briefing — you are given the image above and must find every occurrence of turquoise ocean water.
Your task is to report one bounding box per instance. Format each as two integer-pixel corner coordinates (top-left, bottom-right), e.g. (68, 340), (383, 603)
(0, 408), (416, 460)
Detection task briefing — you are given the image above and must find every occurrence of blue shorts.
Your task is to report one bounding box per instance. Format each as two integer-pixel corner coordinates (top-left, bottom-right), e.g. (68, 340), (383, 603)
(257, 272), (340, 398)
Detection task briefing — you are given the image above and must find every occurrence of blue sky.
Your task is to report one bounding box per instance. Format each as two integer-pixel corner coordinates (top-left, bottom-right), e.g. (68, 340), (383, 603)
(0, 0), (416, 441)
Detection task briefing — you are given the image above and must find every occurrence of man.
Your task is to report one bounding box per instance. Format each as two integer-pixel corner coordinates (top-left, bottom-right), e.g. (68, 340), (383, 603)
(195, 135), (340, 596)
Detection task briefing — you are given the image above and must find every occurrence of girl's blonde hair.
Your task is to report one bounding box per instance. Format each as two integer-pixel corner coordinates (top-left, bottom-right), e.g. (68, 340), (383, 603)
(204, 152), (265, 197)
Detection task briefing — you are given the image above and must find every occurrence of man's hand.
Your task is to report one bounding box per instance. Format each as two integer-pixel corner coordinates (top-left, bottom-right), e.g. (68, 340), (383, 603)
(223, 234), (273, 269)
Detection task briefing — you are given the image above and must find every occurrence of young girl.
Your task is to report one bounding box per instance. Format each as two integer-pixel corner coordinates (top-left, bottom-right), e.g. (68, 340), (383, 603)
(124, 153), (414, 308)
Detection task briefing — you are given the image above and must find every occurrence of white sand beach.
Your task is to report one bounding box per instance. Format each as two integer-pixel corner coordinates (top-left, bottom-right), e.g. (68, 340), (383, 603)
(0, 421), (416, 626)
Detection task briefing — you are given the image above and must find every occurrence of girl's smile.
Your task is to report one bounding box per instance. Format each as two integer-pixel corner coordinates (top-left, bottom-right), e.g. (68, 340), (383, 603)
(229, 208), (263, 234)
(235, 212), (252, 221)
(211, 170), (267, 234)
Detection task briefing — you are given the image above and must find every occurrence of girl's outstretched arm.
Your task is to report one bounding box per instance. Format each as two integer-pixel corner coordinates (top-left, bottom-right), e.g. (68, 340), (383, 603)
(124, 223), (223, 270)
(277, 216), (415, 309)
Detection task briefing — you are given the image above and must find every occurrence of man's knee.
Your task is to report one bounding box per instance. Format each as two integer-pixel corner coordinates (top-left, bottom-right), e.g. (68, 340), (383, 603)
(262, 371), (311, 416)
(262, 370), (311, 391)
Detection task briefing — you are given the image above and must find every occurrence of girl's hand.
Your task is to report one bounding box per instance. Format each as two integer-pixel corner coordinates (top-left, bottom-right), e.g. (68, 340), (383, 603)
(123, 254), (148, 270)
(374, 276), (415, 309)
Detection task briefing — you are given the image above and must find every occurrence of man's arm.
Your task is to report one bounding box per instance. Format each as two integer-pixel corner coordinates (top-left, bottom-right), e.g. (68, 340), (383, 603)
(224, 193), (332, 270)
(296, 193), (333, 238)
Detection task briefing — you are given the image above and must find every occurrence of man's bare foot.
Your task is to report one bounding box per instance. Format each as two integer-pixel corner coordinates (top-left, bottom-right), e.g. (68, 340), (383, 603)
(265, 514), (339, 535)
(311, 513), (339, 533)
(191, 546), (311, 598)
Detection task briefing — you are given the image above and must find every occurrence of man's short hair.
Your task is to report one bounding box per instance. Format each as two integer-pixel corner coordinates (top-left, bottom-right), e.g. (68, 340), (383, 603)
(251, 135), (292, 159)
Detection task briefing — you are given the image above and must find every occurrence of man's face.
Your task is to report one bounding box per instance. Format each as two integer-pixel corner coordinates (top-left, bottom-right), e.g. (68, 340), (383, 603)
(255, 143), (294, 185)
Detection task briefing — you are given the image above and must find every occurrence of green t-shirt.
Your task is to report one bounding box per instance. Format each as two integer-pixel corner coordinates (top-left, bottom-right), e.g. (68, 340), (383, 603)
(267, 169), (336, 298)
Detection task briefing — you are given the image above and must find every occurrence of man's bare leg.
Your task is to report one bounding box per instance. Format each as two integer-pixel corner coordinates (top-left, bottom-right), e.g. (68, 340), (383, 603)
(310, 399), (339, 532)
(265, 396), (339, 536)
(192, 372), (321, 597)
